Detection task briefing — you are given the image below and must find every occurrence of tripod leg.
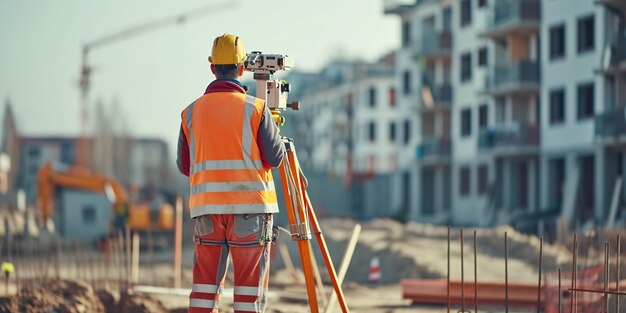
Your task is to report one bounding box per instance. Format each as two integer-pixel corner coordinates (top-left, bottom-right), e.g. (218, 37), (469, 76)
(303, 185), (351, 313)
(278, 152), (319, 313)
(289, 149), (351, 313)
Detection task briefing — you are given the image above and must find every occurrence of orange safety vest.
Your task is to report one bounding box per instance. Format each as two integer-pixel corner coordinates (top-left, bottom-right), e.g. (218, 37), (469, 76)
(181, 93), (278, 217)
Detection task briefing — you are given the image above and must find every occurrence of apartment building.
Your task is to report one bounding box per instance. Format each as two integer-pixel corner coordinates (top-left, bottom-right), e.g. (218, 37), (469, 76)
(384, 0), (624, 230)
(296, 59), (400, 218)
(593, 0), (626, 225)
(479, 0), (541, 225)
(386, 0), (495, 225)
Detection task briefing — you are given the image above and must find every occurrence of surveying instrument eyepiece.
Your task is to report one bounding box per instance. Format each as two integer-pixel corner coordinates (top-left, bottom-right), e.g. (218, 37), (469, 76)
(245, 51), (300, 126)
(247, 51), (349, 312)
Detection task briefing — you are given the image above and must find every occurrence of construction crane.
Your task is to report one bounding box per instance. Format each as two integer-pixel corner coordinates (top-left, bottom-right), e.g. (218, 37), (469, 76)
(76, 1), (238, 167)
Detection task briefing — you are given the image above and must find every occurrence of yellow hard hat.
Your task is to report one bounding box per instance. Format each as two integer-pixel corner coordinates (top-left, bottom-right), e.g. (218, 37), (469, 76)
(209, 33), (247, 65)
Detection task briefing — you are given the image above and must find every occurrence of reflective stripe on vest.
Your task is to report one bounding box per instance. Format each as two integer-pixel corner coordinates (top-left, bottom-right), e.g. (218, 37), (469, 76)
(184, 93), (278, 217)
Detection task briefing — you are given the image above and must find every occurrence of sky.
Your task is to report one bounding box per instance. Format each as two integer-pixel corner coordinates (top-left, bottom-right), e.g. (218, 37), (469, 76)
(0, 0), (399, 156)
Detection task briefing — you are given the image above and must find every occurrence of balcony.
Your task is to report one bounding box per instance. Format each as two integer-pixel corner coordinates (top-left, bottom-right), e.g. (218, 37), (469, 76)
(384, 0), (418, 14)
(419, 79), (453, 111)
(415, 30), (452, 60)
(596, 0), (626, 11)
(478, 123), (539, 155)
(416, 137), (452, 162)
(595, 106), (626, 142)
(599, 41), (626, 74)
(485, 59), (540, 95)
(483, 0), (540, 38)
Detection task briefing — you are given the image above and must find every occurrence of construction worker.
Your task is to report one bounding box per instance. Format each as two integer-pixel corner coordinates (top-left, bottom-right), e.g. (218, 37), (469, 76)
(176, 33), (285, 313)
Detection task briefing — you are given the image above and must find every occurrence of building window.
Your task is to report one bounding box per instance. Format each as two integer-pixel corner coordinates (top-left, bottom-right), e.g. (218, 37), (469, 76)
(516, 161), (529, 208)
(460, 0), (472, 27)
(460, 166), (471, 196)
(368, 122), (376, 142)
(403, 120), (411, 145)
(461, 53), (472, 82)
(389, 122), (396, 141)
(478, 0), (487, 8)
(577, 15), (594, 53)
(402, 20), (411, 47)
(478, 104), (488, 130)
(82, 205), (96, 224)
(550, 24), (566, 60)
(549, 158), (566, 209)
(577, 82), (594, 120)
(461, 108), (472, 137)
(477, 164), (488, 195)
(478, 47), (488, 67)
(368, 87), (377, 107)
(28, 147), (41, 158)
(549, 88), (566, 124)
(389, 88), (396, 107)
(403, 70), (412, 95)
(29, 164), (39, 175)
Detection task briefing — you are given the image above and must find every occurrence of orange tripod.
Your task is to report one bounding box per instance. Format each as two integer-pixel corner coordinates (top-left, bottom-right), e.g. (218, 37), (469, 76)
(277, 137), (350, 313)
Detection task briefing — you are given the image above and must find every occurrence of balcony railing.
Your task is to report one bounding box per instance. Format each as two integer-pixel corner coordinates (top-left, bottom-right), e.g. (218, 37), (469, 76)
(420, 81), (453, 110)
(383, 0), (418, 14)
(486, 59), (540, 94)
(478, 123), (539, 151)
(417, 137), (452, 159)
(595, 106), (626, 139)
(596, 0), (626, 11)
(486, 0), (540, 35)
(601, 41), (626, 72)
(415, 30), (452, 58)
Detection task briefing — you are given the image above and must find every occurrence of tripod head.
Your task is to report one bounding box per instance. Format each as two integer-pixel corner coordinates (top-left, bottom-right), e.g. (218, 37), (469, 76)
(245, 51), (300, 126)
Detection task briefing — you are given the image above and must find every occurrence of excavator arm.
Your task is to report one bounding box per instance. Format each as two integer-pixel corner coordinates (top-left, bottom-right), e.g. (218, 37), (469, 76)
(37, 161), (128, 222)
(37, 161), (173, 232)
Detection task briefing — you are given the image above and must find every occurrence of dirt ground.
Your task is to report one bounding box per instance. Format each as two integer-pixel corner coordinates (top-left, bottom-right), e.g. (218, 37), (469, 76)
(1, 218), (592, 312)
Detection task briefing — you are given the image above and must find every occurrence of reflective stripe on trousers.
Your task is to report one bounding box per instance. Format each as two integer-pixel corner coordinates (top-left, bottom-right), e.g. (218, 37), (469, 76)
(189, 214), (272, 313)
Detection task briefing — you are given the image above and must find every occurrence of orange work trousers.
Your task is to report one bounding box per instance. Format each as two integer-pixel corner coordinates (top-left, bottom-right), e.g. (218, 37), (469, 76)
(189, 213), (273, 313)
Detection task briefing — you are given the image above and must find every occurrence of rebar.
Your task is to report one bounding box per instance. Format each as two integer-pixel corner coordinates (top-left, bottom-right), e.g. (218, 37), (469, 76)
(461, 228), (465, 312)
(537, 237), (543, 313)
(447, 226), (451, 313)
(505, 231), (509, 313)
(604, 241), (609, 313)
(558, 268), (562, 313)
(617, 235), (621, 313)
(570, 234), (577, 313)
(474, 230), (478, 313)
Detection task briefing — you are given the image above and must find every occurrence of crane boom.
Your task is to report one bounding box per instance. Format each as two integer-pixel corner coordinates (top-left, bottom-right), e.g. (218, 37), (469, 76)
(76, 1), (237, 167)
(84, 1), (237, 51)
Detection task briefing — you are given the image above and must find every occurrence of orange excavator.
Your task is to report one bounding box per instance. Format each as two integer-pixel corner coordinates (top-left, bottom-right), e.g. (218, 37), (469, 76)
(37, 161), (174, 233)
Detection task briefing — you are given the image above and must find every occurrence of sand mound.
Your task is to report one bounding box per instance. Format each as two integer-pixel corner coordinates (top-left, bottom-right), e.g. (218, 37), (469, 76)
(0, 279), (172, 313)
(0, 279), (105, 313)
(316, 218), (571, 284)
(118, 291), (169, 313)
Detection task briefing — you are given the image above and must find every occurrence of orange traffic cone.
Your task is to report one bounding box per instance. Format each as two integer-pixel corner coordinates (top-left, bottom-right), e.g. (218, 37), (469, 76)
(368, 257), (381, 284)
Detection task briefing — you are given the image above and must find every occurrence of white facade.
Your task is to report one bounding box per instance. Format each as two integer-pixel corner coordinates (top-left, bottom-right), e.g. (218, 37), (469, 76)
(300, 62), (399, 177)
(385, 0), (624, 230)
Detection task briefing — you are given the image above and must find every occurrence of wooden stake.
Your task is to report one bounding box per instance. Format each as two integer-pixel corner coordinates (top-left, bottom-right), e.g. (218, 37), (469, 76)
(173, 196), (183, 289)
(308, 239), (328, 308)
(324, 224), (361, 313)
(278, 243), (298, 284)
(131, 232), (140, 286)
(55, 237), (61, 279)
(125, 225), (131, 289)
